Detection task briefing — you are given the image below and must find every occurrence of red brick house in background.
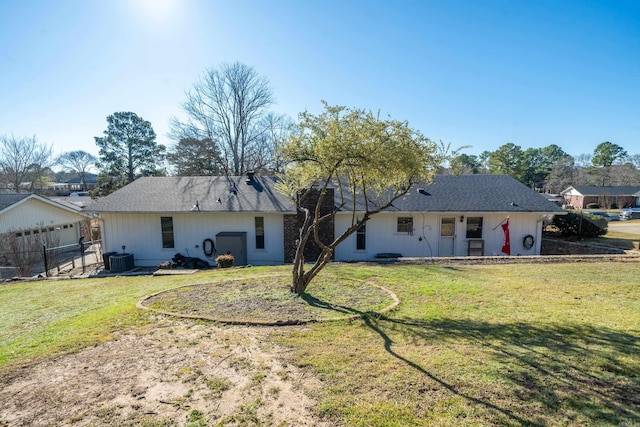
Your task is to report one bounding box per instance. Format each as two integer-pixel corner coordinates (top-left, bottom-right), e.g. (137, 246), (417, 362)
(560, 185), (640, 209)
(50, 173), (99, 195)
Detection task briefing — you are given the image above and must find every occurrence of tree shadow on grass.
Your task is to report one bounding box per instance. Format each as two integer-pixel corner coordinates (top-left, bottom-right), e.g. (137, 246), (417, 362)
(303, 294), (640, 425)
(300, 293), (378, 316)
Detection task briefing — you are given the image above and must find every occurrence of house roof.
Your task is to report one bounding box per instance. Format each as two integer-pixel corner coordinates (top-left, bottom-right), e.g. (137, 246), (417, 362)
(0, 193), (31, 212)
(88, 174), (564, 215)
(0, 193), (87, 215)
(49, 196), (95, 210)
(87, 176), (297, 214)
(64, 173), (98, 185)
(343, 174), (564, 214)
(561, 185), (640, 196)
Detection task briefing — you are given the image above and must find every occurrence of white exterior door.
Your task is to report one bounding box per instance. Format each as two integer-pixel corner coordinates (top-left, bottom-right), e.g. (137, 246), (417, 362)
(439, 217), (455, 256)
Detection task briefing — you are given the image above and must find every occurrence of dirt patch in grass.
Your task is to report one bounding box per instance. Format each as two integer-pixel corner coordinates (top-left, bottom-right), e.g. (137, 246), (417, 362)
(0, 317), (331, 427)
(0, 275), (396, 426)
(140, 276), (398, 324)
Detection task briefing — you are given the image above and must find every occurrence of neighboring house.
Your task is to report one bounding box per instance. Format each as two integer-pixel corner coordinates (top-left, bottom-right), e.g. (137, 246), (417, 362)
(0, 193), (88, 246)
(560, 185), (640, 209)
(50, 173), (99, 194)
(88, 174), (563, 267)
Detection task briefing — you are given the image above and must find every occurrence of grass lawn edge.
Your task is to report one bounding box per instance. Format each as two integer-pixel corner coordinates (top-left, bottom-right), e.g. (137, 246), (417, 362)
(136, 279), (401, 326)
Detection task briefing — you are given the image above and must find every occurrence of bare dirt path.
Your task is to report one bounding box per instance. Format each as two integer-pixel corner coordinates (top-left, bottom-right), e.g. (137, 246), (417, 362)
(0, 317), (332, 427)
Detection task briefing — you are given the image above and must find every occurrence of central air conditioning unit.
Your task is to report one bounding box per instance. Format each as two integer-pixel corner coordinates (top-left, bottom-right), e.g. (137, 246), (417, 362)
(109, 253), (134, 272)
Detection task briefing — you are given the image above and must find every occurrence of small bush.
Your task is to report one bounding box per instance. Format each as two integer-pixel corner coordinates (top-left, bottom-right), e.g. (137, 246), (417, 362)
(586, 203), (600, 209)
(552, 212), (607, 238)
(215, 254), (234, 268)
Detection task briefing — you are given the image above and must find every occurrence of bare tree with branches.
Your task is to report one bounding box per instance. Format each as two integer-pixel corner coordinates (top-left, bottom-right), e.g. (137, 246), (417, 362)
(56, 150), (97, 191)
(0, 225), (60, 276)
(170, 62), (276, 175)
(247, 112), (295, 173)
(0, 135), (53, 192)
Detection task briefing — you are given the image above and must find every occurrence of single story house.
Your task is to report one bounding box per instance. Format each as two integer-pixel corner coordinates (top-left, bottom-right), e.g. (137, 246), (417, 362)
(561, 185), (640, 209)
(0, 193), (88, 246)
(87, 174), (563, 267)
(50, 173), (99, 194)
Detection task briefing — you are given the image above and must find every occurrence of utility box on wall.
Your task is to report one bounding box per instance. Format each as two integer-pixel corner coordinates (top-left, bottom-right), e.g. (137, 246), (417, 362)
(216, 232), (247, 265)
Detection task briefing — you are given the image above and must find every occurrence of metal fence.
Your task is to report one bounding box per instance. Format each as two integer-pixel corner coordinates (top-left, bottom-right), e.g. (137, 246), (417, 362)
(44, 239), (103, 276)
(0, 239), (102, 278)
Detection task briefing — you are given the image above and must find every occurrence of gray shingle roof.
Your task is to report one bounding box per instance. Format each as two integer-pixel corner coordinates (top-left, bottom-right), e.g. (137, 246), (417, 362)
(87, 176), (296, 213)
(88, 174), (563, 215)
(565, 185), (640, 196)
(343, 174), (564, 213)
(0, 193), (31, 212)
(64, 173), (98, 185)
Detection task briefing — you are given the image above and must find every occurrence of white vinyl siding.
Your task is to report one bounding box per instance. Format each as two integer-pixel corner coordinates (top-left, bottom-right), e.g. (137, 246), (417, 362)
(100, 212), (285, 267)
(0, 198), (84, 246)
(334, 212), (545, 260)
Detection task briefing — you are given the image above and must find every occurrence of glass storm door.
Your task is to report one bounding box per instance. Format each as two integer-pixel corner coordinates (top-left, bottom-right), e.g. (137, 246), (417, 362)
(439, 217), (455, 256)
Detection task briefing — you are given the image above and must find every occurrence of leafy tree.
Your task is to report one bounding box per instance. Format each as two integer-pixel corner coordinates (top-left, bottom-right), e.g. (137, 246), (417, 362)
(0, 134), (53, 192)
(170, 62), (276, 174)
(94, 112), (165, 194)
(521, 148), (546, 188)
(477, 150), (491, 173)
(488, 143), (525, 180)
(167, 138), (222, 176)
(277, 103), (444, 295)
(592, 141), (627, 167)
(56, 150), (97, 191)
(540, 144), (569, 162)
(552, 211), (607, 238)
(92, 172), (123, 197)
(591, 142), (628, 186)
(521, 144), (569, 190)
(449, 153), (479, 175)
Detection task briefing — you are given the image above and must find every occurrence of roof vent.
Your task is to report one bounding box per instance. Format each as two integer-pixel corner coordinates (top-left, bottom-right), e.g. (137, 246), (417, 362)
(246, 171), (255, 184)
(417, 188), (430, 196)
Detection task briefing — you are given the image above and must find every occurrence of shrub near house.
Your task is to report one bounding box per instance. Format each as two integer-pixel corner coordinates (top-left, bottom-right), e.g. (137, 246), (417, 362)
(215, 254), (234, 268)
(552, 211), (607, 237)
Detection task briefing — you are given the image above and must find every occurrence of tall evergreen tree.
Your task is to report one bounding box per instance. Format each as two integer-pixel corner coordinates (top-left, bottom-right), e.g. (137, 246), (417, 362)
(94, 112), (165, 195)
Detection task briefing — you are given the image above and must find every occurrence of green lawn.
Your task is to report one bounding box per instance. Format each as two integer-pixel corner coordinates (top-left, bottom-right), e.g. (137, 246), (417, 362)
(1, 262), (639, 426)
(590, 229), (640, 250)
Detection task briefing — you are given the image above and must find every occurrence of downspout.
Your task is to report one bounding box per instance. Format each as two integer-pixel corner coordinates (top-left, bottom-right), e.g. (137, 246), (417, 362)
(536, 217), (544, 255)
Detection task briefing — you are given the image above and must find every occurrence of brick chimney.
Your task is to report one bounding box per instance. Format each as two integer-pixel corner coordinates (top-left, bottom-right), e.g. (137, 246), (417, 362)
(283, 188), (335, 263)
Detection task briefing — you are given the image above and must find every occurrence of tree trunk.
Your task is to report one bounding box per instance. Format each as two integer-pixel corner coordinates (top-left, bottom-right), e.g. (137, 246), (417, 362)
(291, 248), (332, 296)
(291, 271), (312, 295)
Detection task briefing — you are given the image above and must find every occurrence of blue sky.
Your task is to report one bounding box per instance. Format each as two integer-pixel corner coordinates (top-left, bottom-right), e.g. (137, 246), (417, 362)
(1, 0), (638, 162)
